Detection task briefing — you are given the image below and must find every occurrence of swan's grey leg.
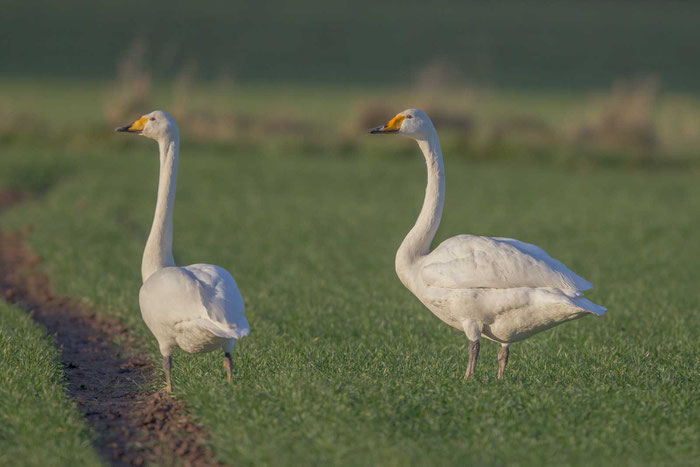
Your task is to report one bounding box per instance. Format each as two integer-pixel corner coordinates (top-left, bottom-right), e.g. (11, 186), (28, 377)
(467, 340), (480, 378)
(462, 319), (483, 379)
(224, 352), (233, 382)
(163, 355), (173, 393)
(497, 344), (510, 380)
(222, 340), (235, 383)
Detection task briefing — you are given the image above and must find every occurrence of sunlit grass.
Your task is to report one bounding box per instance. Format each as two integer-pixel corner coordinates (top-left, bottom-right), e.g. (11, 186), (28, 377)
(0, 301), (102, 466)
(1, 137), (698, 465)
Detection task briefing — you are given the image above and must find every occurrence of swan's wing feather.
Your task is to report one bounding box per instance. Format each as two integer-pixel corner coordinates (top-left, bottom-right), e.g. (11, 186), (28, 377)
(182, 264), (250, 336)
(491, 237), (593, 291)
(421, 235), (592, 293)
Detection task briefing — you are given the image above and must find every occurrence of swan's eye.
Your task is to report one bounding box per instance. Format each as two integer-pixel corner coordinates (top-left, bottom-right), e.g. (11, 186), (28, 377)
(150, 117), (156, 121)
(406, 115), (414, 119)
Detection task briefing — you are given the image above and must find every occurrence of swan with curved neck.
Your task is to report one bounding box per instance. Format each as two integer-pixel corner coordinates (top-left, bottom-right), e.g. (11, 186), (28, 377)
(116, 111), (249, 392)
(370, 109), (605, 379)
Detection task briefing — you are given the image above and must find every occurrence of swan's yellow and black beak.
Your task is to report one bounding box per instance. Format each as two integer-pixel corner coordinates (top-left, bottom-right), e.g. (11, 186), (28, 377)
(115, 116), (148, 134)
(369, 114), (406, 134)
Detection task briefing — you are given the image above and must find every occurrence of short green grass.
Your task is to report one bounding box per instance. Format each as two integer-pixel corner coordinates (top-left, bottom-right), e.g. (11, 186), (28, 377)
(0, 301), (102, 466)
(1, 136), (698, 465)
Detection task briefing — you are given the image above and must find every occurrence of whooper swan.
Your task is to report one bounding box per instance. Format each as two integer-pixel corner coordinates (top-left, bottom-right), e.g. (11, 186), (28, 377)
(370, 109), (605, 379)
(116, 111), (249, 392)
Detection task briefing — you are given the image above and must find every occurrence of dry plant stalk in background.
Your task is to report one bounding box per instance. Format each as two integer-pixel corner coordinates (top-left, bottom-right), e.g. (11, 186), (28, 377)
(104, 37), (152, 124)
(573, 76), (660, 152)
(172, 59), (198, 118)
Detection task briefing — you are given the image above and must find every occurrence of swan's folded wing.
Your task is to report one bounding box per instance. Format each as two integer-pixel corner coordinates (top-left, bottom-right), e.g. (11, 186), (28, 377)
(183, 264), (250, 338)
(491, 237), (593, 291)
(421, 235), (592, 294)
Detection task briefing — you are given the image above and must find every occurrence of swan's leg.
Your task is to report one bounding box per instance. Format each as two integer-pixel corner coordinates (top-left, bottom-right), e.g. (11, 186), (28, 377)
(224, 353), (233, 382)
(462, 319), (483, 379)
(222, 339), (235, 383)
(497, 344), (510, 380)
(163, 355), (173, 393)
(467, 340), (480, 378)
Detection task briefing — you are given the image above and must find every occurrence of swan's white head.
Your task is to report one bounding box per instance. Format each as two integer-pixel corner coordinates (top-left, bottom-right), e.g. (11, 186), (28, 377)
(369, 109), (436, 140)
(115, 110), (178, 141)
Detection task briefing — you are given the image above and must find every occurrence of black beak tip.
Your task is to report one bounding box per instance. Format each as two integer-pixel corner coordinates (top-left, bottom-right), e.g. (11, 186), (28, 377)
(369, 126), (384, 134)
(115, 125), (129, 132)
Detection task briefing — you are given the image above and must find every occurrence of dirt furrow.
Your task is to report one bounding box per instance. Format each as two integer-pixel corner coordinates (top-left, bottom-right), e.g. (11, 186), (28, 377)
(0, 192), (221, 466)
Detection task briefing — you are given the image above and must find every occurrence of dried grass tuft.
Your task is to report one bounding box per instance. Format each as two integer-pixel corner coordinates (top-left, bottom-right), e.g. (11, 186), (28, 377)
(103, 37), (152, 124)
(172, 59), (198, 118)
(573, 76), (660, 152)
(413, 57), (467, 93)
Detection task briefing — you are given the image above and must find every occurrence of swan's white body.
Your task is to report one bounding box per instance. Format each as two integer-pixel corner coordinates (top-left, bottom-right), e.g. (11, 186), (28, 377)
(371, 109), (604, 377)
(400, 234), (605, 344)
(140, 264), (249, 355)
(117, 110), (249, 390)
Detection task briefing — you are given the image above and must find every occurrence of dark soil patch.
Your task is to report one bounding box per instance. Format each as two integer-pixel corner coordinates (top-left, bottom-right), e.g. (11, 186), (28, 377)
(0, 216), (221, 465)
(0, 189), (26, 209)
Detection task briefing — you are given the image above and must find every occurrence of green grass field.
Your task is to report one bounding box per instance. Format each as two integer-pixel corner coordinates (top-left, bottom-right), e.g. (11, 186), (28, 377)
(4, 0), (700, 462)
(0, 301), (102, 466)
(1, 126), (698, 465)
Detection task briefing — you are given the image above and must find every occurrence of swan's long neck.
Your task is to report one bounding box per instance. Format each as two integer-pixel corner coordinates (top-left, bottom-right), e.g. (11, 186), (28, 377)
(142, 136), (178, 283)
(396, 132), (445, 286)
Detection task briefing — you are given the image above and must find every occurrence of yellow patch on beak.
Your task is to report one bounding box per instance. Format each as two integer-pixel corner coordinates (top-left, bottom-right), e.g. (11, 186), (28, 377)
(384, 114), (406, 131)
(127, 117), (149, 132)
(116, 116), (149, 133)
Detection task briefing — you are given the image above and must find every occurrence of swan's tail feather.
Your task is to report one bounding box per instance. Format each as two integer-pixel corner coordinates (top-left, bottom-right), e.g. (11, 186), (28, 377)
(572, 296), (607, 316)
(192, 319), (250, 339)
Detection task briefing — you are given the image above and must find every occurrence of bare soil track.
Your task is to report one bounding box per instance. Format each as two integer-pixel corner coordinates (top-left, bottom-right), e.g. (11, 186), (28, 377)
(0, 191), (220, 466)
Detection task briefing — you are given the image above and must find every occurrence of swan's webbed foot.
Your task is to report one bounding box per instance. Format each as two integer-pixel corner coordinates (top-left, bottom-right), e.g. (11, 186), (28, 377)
(465, 340), (480, 379)
(163, 355), (173, 393)
(497, 344), (510, 380)
(224, 352), (233, 382)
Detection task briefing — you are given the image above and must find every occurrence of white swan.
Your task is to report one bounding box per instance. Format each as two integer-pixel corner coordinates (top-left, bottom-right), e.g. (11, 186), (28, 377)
(116, 111), (249, 392)
(370, 109), (605, 379)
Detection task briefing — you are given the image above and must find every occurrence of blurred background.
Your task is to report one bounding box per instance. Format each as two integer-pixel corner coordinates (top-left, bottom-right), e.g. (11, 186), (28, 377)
(2, 0), (700, 164)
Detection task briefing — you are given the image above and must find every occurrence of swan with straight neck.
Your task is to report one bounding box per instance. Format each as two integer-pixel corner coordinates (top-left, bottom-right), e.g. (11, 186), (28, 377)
(370, 109), (605, 379)
(116, 110), (249, 392)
